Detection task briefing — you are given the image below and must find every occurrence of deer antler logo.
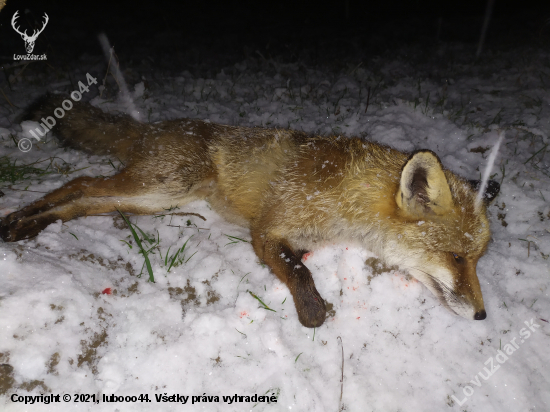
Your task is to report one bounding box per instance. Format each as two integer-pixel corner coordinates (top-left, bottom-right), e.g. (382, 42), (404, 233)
(11, 11), (49, 54)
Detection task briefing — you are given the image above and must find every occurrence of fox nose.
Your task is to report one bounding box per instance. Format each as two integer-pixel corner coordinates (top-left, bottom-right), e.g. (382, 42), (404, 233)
(474, 310), (486, 320)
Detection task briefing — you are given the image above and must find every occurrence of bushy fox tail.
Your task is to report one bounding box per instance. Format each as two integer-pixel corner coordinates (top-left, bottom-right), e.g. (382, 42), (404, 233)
(24, 94), (144, 162)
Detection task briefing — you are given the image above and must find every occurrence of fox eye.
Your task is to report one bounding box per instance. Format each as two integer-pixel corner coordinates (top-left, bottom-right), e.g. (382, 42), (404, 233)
(452, 253), (465, 264)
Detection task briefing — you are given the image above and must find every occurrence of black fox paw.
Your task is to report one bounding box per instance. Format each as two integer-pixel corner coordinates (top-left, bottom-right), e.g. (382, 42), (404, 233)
(0, 214), (21, 242)
(0, 212), (56, 242)
(294, 282), (326, 328)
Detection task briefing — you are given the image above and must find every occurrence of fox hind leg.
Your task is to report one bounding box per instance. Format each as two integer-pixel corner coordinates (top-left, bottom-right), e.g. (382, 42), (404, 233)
(0, 165), (213, 242)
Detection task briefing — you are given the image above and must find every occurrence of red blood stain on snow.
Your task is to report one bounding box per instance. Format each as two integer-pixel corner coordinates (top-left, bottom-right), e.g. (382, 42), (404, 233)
(302, 252), (313, 261)
(101, 288), (112, 295)
(239, 311), (248, 318)
(393, 272), (419, 290)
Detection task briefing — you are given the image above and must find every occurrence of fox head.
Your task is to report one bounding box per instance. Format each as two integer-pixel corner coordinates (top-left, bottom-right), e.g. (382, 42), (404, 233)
(394, 150), (499, 321)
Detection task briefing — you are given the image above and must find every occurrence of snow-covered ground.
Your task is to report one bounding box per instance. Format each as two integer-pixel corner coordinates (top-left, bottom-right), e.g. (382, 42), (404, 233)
(1, 38), (549, 412)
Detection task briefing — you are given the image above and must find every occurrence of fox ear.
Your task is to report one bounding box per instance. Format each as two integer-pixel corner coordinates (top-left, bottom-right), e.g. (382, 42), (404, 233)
(468, 179), (500, 204)
(396, 150), (453, 217)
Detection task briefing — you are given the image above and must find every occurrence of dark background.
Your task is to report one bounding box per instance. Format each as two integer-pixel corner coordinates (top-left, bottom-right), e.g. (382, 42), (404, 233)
(1, 0), (549, 68)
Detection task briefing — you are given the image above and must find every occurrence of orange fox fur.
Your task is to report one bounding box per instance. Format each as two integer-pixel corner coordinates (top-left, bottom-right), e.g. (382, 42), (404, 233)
(1, 96), (499, 327)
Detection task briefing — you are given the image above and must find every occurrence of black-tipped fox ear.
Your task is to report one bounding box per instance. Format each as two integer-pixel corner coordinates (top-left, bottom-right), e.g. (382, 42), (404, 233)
(396, 150), (453, 217)
(468, 180), (500, 204)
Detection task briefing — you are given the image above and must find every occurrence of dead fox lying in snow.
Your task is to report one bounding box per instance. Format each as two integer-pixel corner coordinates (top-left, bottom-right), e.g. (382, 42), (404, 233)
(0, 96), (500, 328)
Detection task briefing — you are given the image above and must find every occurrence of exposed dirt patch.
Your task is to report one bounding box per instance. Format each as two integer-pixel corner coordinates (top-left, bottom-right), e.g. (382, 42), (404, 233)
(127, 282), (139, 295)
(19, 380), (49, 392)
(498, 213), (508, 227)
(97, 307), (112, 322)
(0, 353), (14, 396)
(325, 302), (336, 318)
(47, 352), (60, 375)
(68, 249), (135, 276)
(112, 215), (128, 230)
(50, 304), (65, 324)
(12, 245), (25, 262)
(168, 278), (221, 312)
(469, 146), (490, 155)
(168, 280), (199, 309)
(0, 352), (51, 394)
(365, 257), (398, 283)
(77, 329), (108, 375)
(203, 279), (220, 304)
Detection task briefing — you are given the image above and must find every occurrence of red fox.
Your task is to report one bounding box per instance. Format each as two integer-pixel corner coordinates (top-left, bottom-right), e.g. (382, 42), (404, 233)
(1, 96), (499, 328)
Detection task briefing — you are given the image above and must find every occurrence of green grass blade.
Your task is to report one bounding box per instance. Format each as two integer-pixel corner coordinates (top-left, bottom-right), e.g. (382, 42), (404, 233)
(224, 234), (249, 244)
(133, 224), (155, 244)
(120, 239), (133, 249)
(167, 248), (181, 272)
(163, 245), (172, 266)
(248, 291), (276, 312)
(116, 208), (155, 283)
(184, 251), (197, 263)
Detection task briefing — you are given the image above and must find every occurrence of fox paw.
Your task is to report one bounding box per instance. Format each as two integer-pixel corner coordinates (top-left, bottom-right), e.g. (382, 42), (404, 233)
(0, 213), (21, 242)
(0, 212), (56, 242)
(294, 282), (326, 328)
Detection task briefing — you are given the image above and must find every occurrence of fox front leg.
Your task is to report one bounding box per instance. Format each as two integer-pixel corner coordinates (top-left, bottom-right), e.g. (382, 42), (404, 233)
(251, 231), (326, 328)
